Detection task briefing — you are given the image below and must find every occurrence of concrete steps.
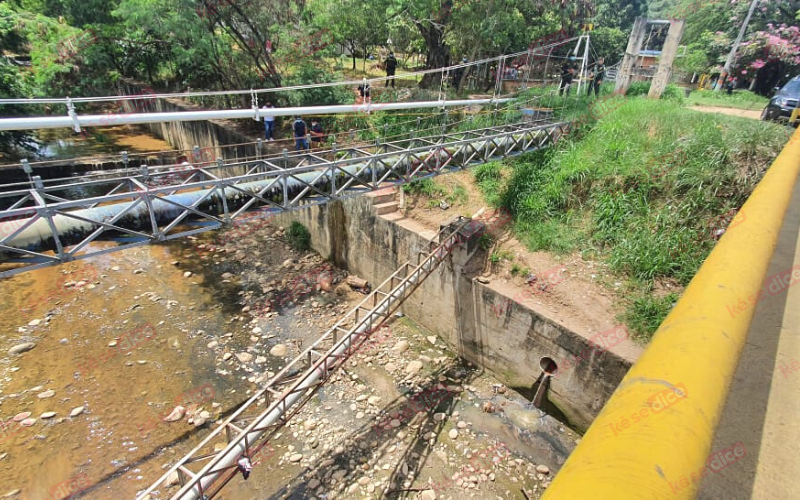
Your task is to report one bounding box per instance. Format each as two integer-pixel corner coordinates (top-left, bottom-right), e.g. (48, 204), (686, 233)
(374, 201), (400, 215)
(367, 187), (400, 216)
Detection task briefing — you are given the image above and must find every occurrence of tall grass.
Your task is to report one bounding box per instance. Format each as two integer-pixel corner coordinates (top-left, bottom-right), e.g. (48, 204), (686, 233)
(475, 96), (791, 340)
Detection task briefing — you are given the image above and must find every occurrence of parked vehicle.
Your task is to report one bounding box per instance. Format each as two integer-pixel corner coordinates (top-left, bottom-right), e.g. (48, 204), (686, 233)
(761, 76), (800, 126)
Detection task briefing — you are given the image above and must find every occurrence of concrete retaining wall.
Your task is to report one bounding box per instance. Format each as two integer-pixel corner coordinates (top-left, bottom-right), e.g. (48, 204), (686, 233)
(118, 81), (258, 163)
(272, 194), (636, 432)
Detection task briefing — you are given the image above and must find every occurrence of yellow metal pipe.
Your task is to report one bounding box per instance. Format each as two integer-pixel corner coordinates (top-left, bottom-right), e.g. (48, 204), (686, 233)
(543, 126), (800, 499)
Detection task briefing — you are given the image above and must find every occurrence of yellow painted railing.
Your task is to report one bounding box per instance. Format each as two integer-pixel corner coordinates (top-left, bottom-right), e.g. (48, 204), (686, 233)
(543, 126), (800, 499)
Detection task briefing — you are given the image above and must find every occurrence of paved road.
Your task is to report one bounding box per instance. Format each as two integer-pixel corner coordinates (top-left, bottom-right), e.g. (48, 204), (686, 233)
(698, 166), (800, 499)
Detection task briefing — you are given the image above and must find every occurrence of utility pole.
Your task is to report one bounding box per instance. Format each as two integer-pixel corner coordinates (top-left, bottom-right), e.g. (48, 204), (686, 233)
(714, 0), (760, 92)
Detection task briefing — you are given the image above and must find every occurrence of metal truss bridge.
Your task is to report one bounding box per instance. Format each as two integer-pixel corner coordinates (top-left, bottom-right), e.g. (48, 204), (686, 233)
(0, 122), (568, 277)
(0, 120), (567, 278)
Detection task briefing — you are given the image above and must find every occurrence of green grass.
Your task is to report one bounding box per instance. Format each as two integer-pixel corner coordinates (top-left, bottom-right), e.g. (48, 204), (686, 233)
(686, 89), (769, 111)
(475, 95), (791, 341)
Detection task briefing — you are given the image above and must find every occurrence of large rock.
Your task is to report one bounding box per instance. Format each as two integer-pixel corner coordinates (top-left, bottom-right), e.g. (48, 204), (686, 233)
(392, 340), (410, 354)
(8, 343), (36, 355)
(405, 360), (423, 375)
(163, 406), (186, 422)
(235, 352), (253, 363)
(270, 344), (287, 357)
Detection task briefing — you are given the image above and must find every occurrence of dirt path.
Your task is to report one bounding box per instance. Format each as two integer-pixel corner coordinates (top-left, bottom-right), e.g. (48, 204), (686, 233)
(689, 105), (762, 120)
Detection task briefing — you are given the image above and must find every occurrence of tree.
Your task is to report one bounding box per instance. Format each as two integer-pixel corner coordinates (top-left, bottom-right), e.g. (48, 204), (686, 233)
(316, 0), (388, 71)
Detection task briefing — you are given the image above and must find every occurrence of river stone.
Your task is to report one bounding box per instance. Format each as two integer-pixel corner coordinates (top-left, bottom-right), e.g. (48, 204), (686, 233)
(27, 319), (41, 327)
(12, 412), (31, 422)
(163, 406), (186, 422)
(448, 429), (458, 439)
(40, 412), (57, 419)
(304, 419), (317, 430)
(457, 421), (468, 429)
(427, 336), (437, 345)
(207, 340), (219, 349)
(37, 390), (55, 399)
(222, 352), (232, 361)
(384, 362), (397, 372)
(183, 271), (193, 278)
(69, 406), (85, 417)
(270, 344), (287, 357)
(8, 343), (36, 355)
(419, 490), (437, 500)
(255, 356), (267, 364)
(405, 360), (423, 375)
(536, 465), (550, 474)
(235, 352), (253, 363)
(19, 418), (36, 427)
(392, 340), (410, 353)
(308, 478), (320, 489)
(433, 412), (446, 422)
(289, 453), (303, 462)
(367, 396), (381, 405)
(355, 395), (368, 402)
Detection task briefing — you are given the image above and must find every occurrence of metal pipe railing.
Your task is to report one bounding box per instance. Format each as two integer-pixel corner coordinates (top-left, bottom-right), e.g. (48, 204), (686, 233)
(543, 127), (800, 499)
(0, 99), (510, 132)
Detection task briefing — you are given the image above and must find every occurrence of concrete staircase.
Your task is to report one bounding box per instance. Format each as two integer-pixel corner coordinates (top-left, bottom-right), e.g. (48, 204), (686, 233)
(368, 186), (401, 216)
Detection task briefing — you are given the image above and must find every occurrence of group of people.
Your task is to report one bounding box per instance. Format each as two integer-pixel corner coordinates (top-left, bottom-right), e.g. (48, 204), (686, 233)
(559, 57), (606, 97)
(261, 101), (323, 151)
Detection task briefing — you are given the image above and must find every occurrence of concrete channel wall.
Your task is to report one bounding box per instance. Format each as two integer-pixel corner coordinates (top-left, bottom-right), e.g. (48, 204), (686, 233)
(271, 194), (636, 432)
(118, 81), (259, 163)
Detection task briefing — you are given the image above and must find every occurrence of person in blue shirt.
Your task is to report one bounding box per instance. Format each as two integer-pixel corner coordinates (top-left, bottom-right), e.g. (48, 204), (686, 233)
(262, 102), (275, 141)
(293, 116), (309, 151)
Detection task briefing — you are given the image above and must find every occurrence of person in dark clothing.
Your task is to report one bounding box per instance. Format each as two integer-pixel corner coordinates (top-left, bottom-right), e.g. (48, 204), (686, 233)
(559, 63), (574, 96)
(293, 116), (309, 151)
(587, 57), (605, 97)
(484, 65), (497, 92)
(726, 77), (737, 95)
(358, 79), (371, 104)
(310, 119), (323, 149)
(385, 53), (398, 88)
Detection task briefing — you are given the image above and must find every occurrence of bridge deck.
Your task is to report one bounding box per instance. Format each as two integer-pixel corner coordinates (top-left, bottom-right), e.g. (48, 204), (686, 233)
(699, 174), (800, 499)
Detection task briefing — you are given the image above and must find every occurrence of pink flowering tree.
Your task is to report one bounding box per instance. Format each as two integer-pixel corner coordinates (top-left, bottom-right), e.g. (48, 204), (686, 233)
(738, 24), (800, 95)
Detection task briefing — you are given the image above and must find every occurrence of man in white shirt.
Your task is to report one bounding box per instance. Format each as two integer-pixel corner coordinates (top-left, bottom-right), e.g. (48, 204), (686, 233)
(263, 102), (276, 141)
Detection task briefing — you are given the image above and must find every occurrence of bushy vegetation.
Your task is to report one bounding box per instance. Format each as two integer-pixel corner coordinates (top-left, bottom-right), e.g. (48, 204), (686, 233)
(286, 221), (312, 251)
(475, 96), (792, 340)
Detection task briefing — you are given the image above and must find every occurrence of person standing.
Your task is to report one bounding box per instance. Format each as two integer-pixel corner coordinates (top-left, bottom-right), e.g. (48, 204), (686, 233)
(587, 57), (605, 97)
(310, 119), (324, 149)
(358, 78), (371, 105)
(293, 116), (309, 151)
(559, 62), (574, 96)
(262, 102), (276, 141)
(385, 53), (398, 88)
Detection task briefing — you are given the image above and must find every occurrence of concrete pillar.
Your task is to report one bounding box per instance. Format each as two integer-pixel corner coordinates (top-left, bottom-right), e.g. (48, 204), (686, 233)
(648, 20), (686, 99)
(615, 17), (648, 94)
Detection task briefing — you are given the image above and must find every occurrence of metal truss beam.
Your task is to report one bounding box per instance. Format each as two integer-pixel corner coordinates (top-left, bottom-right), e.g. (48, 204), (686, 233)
(0, 121), (569, 278)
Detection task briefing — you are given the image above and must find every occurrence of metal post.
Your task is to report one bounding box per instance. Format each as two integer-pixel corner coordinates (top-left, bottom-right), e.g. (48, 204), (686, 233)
(121, 151), (129, 175)
(21, 159), (32, 187)
(715, 0), (759, 92)
(330, 143), (338, 196)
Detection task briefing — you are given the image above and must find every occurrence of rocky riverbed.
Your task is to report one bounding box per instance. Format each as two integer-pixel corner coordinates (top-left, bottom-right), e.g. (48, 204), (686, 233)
(0, 218), (578, 500)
